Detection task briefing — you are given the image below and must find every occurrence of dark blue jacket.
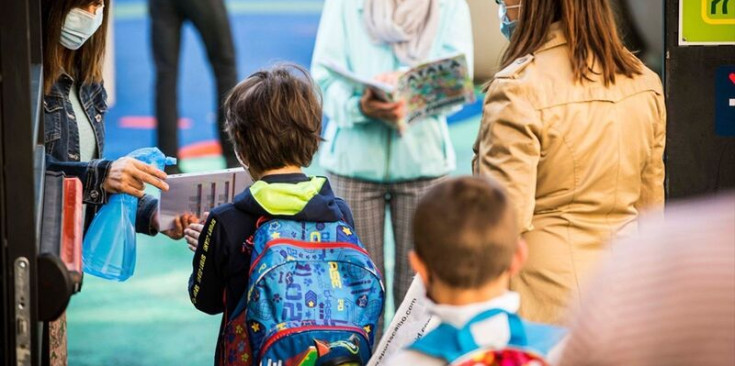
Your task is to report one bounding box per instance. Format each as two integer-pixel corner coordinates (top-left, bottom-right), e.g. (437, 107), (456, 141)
(43, 75), (157, 234)
(189, 173), (354, 365)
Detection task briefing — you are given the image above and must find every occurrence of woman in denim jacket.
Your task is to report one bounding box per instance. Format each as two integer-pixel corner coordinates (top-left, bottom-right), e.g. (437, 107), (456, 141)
(42, 0), (188, 238)
(311, 0), (474, 310)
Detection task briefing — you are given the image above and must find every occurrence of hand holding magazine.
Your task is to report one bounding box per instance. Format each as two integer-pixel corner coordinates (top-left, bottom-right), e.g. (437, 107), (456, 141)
(321, 54), (475, 131)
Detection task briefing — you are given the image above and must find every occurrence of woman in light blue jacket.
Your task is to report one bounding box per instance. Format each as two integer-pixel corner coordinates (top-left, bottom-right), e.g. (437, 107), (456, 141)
(311, 0), (473, 308)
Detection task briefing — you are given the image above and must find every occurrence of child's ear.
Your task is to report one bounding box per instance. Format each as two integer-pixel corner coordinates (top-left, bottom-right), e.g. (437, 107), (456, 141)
(409, 251), (430, 288)
(509, 239), (528, 277)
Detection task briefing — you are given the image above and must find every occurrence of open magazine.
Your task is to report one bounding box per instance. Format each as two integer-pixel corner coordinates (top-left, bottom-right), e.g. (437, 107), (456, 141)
(321, 53), (475, 130)
(157, 168), (252, 231)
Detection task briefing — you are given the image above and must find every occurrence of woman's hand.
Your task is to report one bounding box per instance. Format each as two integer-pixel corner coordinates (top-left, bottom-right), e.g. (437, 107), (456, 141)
(184, 212), (209, 252)
(360, 88), (406, 128)
(103, 157), (169, 197)
(158, 213), (198, 240)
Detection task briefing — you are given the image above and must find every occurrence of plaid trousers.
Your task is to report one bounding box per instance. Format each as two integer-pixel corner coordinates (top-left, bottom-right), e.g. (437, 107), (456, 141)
(328, 174), (445, 308)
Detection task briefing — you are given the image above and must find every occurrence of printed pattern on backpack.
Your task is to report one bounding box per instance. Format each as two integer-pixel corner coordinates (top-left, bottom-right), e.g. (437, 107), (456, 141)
(224, 219), (384, 366)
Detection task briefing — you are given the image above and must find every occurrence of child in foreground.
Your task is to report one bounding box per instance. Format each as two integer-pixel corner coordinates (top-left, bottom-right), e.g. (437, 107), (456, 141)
(185, 65), (382, 366)
(387, 177), (566, 365)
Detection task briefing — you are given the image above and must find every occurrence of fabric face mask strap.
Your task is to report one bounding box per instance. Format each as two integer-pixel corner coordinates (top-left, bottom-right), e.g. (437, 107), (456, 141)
(498, 2), (522, 23)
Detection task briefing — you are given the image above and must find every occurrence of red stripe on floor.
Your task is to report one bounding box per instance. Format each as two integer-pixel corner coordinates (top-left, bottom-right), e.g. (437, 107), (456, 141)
(119, 116), (193, 129)
(179, 140), (222, 159)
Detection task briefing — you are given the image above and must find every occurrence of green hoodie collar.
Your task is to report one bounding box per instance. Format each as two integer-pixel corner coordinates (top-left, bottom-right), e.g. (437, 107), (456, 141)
(249, 176), (327, 216)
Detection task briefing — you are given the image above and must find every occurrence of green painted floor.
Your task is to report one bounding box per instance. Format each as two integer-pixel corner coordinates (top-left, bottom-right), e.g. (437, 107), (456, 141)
(66, 117), (481, 365)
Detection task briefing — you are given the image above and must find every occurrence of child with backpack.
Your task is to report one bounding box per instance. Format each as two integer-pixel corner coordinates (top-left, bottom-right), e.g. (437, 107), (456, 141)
(185, 64), (384, 366)
(386, 177), (566, 366)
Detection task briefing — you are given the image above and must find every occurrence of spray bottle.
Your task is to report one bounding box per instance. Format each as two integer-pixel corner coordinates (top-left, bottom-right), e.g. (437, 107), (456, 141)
(83, 147), (175, 281)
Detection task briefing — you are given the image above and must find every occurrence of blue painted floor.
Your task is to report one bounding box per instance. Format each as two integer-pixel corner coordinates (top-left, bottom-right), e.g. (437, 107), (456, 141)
(104, 0), (326, 159)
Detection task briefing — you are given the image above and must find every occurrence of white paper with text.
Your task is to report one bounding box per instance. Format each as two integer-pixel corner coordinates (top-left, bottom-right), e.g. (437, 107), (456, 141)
(369, 277), (438, 366)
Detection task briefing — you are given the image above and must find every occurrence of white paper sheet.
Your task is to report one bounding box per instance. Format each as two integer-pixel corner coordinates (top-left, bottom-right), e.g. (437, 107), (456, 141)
(369, 277), (439, 366)
(158, 168), (252, 230)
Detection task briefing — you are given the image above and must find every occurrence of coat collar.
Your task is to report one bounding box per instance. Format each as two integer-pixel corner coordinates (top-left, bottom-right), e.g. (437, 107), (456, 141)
(427, 291), (521, 329)
(535, 22), (567, 54)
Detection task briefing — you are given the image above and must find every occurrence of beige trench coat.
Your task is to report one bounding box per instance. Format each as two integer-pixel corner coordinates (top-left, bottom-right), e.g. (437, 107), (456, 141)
(473, 24), (666, 324)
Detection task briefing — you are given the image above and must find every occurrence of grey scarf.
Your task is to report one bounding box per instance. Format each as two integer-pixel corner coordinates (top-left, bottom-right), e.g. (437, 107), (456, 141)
(363, 0), (440, 66)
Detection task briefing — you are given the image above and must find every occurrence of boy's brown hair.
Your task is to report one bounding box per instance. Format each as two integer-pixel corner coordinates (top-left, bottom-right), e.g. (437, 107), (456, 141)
(224, 64), (322, 176)
(413, 177), (518, 289)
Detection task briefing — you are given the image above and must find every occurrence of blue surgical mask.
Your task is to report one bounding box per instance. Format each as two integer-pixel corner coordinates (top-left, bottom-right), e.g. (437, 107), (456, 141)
(497, 1), (521, 40)
(60, 6), (104, 50)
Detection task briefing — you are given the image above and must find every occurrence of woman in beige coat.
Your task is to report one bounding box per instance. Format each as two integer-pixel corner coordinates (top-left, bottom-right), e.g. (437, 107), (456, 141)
(474, 0), (666, 324)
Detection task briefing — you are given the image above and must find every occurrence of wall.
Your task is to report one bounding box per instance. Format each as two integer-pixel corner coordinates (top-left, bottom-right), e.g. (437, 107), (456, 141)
(467, 0), (507, 83)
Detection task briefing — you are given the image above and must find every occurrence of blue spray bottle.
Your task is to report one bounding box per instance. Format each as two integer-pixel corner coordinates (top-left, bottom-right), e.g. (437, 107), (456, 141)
(82, 147), (176, 281)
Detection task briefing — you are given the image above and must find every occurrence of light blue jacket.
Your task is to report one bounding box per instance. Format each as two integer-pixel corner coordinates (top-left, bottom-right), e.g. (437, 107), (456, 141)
(311, 0), (474, 182)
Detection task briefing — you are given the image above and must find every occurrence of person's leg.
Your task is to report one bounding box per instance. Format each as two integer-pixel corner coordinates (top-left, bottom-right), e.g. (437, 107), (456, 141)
(328, 173), (387, 342)
(388, 176), (445, 305)
(150, 0), (183, 161)
(179, 0), (239, 167)
(329, 174), (387, 277)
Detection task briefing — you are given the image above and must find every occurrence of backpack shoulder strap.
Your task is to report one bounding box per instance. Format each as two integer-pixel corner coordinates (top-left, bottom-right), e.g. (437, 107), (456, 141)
(408, 323), (465, 362)
(519, 320), (567, 357)
(409, 308), (527, 363)
(245, 215), (271, 249)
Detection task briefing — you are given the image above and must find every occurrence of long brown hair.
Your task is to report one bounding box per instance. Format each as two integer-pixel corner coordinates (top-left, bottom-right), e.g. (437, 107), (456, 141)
(501, 0), (641, 85)
(42, 0), (109, 94)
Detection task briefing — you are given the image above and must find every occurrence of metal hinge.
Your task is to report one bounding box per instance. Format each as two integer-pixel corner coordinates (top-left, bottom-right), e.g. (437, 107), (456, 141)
(14, 257), (31, 366)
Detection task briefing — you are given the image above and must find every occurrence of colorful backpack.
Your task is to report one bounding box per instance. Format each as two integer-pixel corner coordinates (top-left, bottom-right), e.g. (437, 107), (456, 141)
(409, 308), (566, 366)
(224, 218), (385, 366)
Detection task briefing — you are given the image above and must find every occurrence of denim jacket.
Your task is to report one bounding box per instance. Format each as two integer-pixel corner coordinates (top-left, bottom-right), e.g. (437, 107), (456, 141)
(44, 74), (158, 235)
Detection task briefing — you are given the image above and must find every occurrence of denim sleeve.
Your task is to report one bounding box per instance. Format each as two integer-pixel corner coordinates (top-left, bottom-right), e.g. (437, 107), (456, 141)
(45, 154), (112, 205)
(135, 194), (159, 236)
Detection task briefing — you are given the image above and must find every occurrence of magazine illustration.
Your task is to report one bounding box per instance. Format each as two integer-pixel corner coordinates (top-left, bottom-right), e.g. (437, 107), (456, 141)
(321, 53), (475, 130)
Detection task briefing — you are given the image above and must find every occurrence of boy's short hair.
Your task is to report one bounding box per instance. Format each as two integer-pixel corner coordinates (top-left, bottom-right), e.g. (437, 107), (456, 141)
(413, 177), (518, 289)
(224, 64), (322, 174)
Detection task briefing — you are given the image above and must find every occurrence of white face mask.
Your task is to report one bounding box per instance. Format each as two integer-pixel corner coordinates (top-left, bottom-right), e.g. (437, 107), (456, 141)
(60, 5), (104, 50)
(233, 144), (256, 181)
(237, 155), (253, 177)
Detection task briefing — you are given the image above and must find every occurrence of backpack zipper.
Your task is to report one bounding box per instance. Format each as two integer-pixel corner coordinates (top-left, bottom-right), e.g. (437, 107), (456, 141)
(258, 325), (368, 361)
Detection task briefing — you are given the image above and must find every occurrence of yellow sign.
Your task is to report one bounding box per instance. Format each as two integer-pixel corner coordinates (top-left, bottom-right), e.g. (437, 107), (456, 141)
(680, 0), (735, 44)
(703, 0), (735, 24)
